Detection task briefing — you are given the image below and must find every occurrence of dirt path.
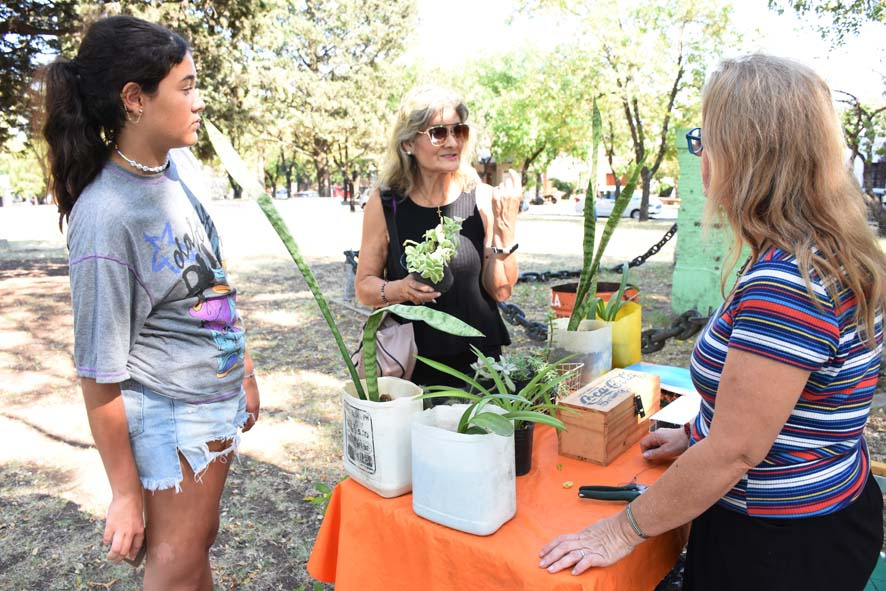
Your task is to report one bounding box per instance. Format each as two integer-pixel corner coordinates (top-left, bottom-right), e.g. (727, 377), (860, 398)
(0, 200), (882, 590)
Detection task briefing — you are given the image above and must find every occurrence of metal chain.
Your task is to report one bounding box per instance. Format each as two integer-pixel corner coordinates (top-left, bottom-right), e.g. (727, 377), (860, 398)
(610, 223), (678, 273)
(498, 302), (549, 341)
(640, 309), (709, 354)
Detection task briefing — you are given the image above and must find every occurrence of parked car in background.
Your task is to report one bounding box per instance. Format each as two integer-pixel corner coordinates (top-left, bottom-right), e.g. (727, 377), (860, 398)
(586, 190), (663, 219)
(294, 190), (320, 198)
(273, 188), (290, 200)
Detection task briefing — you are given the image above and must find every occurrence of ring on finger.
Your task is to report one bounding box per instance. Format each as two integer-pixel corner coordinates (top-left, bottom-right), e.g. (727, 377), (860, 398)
(579, 549), (586, 559)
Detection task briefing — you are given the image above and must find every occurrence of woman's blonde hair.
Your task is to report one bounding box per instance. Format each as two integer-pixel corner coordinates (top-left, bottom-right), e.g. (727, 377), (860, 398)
(702, 53), (886, 342)
(379, 85), (478, 196)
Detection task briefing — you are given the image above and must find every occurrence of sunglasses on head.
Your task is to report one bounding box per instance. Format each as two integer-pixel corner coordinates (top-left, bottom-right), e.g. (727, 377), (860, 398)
(686, 127), (702, 156)
(418, 123), (470, 146)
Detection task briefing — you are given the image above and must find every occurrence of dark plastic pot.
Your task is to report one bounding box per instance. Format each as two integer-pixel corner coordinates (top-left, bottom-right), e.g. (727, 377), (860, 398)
(400, 253), (454, 294)
(514, 422), (535, 476)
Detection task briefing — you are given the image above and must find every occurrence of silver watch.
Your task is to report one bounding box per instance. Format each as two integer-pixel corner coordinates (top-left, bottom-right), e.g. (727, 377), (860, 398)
(490, 243), (519, 255)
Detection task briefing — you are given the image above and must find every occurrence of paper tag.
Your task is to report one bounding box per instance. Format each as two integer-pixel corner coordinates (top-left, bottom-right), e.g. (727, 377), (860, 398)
(343, 400), (376, 474)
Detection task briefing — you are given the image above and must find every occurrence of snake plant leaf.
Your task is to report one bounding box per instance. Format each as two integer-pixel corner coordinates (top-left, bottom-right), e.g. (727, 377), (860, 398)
(571, 99), (603, 331)
(572, 157), (645, 327)
(205, 120), (366, 399)
(468, 411), (515, 437)
(376, 304), (483, 337)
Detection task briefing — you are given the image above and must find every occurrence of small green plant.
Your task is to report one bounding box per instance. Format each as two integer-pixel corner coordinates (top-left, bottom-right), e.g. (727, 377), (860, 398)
(569, 99), (645, 331)
(418, 346), (573, 433)
(469, 350), (551, 393)
(304, 481), (334, 514)
(593, 263), (631, 321)
(403, 213), (462, 283)
(205, 120), (482, 402)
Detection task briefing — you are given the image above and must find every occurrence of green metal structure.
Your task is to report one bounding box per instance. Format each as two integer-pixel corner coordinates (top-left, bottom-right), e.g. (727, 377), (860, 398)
(671, 127), (743, 316)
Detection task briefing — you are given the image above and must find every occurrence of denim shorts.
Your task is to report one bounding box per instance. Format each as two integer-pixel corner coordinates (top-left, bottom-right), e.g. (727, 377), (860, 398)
(120, 379), (248, 492)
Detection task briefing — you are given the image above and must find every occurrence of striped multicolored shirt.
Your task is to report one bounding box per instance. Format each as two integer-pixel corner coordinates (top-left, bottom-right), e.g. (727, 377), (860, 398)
(689, 247), (882, 518)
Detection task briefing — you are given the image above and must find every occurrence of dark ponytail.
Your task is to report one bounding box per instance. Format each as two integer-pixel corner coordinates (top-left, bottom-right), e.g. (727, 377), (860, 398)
(40, 16), (189, 226)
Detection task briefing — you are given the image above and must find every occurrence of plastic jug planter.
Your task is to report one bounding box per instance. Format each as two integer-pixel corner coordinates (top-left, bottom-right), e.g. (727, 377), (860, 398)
(411, 404), (516, 536)
(342, 377), (423, 498)
(550, 318), (613, 387)
(608, 301), (642, 368)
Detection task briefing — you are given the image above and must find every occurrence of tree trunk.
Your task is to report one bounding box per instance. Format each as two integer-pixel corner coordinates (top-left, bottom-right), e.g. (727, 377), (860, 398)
(639, 166), (652, 221)
(226, 172), (242, 199)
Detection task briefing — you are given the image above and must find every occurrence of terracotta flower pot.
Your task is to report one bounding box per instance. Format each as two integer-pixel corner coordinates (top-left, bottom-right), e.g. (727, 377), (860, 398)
(550, 281), (639, 319)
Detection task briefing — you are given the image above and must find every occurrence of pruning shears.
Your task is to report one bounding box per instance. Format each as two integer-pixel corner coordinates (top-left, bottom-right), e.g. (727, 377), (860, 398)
(578, 483), (648, 502)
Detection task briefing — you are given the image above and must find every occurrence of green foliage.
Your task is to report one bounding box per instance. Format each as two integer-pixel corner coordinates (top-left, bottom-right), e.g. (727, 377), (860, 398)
(418, 346), (571, 431)
(769, 0), (885, 45)
(594, 264), (631, 321)
(403, 214), (462, 283)
(470, 44), (595, 183)
(303, 481), (335, 514)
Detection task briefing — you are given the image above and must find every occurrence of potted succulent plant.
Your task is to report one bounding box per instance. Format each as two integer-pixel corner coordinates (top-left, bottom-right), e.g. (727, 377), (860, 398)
(408, 350), (571, 535)
(421, 347), (570, 476)
(549, 100), (645, 385)
(205, 121), (482, 498)
(402, 213), (462, 293)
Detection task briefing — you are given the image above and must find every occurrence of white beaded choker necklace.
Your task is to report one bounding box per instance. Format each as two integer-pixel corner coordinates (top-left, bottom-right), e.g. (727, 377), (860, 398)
(115, 147), (170, 174)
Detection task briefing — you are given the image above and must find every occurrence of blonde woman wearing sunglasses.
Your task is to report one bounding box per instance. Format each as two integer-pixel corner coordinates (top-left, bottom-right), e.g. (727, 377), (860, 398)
(355, 85), (523, 390)
(539, 54), (886, 591)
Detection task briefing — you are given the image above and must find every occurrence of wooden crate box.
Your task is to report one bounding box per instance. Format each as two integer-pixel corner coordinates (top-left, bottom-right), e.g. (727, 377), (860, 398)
(556, 368), (661, 466)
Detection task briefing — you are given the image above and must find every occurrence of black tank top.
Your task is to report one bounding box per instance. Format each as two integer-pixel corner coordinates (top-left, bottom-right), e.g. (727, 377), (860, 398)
(384, 189), (510, 357)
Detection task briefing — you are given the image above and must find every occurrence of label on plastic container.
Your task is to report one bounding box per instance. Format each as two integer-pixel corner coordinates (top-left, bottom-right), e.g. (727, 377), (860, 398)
(344, 400), (376, 474)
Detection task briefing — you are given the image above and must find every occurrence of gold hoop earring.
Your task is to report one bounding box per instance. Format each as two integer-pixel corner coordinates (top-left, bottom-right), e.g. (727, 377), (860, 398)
(126, 107), (143, 124)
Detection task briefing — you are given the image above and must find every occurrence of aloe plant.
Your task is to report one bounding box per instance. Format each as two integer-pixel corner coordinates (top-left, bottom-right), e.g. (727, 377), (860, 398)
(569, 100), (645, 331)
(205, 120), (482, 402)
(594, 263), (631, 321)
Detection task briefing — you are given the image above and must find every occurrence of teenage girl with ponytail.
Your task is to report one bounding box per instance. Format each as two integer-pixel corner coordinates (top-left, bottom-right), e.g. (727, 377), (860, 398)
(41, 15), (259, 590)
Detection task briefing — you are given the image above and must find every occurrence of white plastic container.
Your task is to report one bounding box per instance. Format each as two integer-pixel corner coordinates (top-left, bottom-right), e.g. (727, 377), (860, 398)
(550, 318), (613, 386)
(411, 404), (516, 536)
(342, 377), (423, 498)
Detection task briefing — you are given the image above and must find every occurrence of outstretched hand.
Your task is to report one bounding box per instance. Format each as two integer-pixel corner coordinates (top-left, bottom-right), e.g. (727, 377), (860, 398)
(640, 427), (689, 463)
(539, 512), (639, 576)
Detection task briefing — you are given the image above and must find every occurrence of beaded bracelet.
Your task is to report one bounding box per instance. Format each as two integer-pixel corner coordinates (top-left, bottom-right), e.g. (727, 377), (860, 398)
(625, 502), (649, 540)
(243, 371), (256, 380)
(380, 281), (389, 305)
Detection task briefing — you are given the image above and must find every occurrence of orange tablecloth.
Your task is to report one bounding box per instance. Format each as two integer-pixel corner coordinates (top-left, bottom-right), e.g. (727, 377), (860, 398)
(307, 426), (687, 590)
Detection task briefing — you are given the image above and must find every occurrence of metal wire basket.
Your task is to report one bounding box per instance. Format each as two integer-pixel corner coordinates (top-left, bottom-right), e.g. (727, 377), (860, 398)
(556, 362), (585, 397)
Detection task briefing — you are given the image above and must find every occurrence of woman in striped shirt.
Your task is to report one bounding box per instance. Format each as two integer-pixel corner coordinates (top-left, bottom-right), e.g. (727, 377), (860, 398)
(540, 53), (886, 590)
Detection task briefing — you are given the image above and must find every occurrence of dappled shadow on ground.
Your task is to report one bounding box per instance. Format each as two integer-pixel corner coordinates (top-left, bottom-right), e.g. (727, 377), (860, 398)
(0, 456), (334, 591)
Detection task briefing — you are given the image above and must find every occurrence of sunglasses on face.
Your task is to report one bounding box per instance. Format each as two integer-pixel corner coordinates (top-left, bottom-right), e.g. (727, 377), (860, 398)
(417, 123), (470, 146)
(686, 127), (702, 156)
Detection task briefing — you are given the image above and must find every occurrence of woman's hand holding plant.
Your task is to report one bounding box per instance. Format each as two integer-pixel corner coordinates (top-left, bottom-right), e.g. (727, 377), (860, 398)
(394, 277), (439, 304)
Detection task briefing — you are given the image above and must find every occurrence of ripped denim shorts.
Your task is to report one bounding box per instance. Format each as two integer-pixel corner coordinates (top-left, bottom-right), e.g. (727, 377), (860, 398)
(119, 379), (248, 492)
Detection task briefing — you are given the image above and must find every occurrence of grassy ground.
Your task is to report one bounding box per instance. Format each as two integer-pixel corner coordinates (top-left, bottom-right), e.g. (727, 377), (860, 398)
(0, 202), (882, 590)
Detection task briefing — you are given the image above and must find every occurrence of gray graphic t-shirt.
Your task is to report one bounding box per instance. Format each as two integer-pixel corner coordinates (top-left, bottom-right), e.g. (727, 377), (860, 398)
(67, 149), (245, 403)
